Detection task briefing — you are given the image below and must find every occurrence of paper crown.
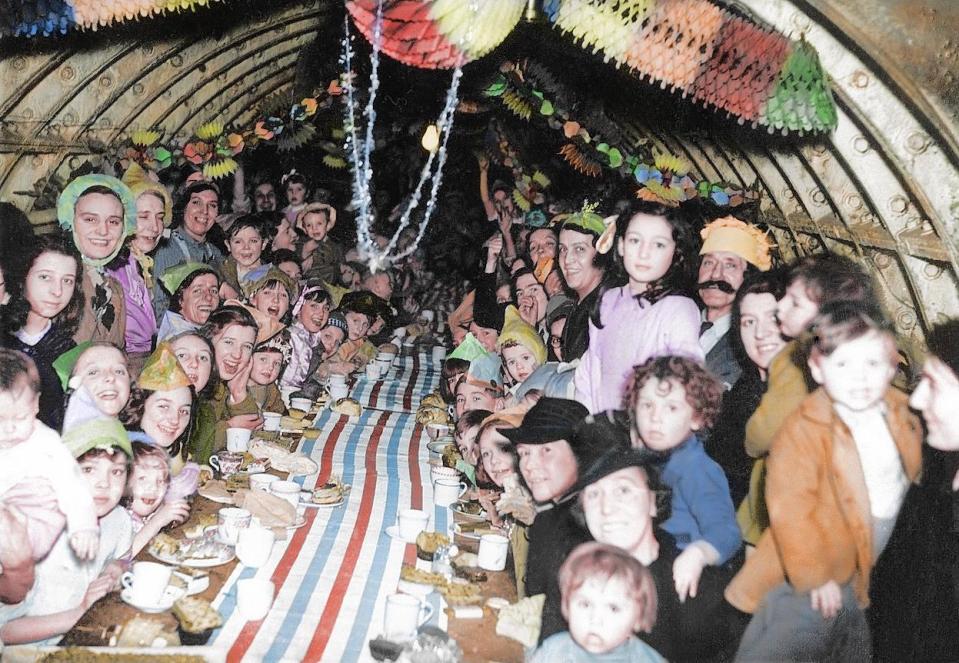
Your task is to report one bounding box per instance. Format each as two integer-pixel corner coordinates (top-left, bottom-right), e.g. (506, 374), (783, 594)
(699, 216), (774, 271)
(160, 262), (217, 297)
(223, 298), (285, 345)
(53, 341), (93, 391)
(467, 352), (504, 391)
(63, 416), (133, 459)
(255, 326), (293, 366)
(497, 305), (547, 366)
(559, 201), (607, 237)
(138, 344), (192, 392)
(122, 163), (173, 228)
(448, 332), (488, 364)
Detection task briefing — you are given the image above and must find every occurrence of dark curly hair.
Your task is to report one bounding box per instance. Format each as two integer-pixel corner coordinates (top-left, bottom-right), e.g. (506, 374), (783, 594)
(624, 355), (724, 430)
(2, 232), (84, 335)
(787, 252), (876, 308)
(592, 200), (699, 328)
(730, 268), (788, 372)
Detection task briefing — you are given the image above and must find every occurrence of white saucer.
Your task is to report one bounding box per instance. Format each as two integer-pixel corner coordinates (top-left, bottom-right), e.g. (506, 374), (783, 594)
(121, 585), (185, 613)
(288, 515), (307, 529)
(397, 578), (435, 598)
(385, 525), (416, 543)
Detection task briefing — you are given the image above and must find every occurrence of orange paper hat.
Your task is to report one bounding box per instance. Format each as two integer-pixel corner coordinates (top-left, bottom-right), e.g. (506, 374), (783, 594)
(138, 344), (192, 392)
(699, 216), (774, 271)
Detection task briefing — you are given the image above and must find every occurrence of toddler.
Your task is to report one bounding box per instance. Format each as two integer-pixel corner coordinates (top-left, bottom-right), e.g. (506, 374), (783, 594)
(297, 203), (344, 281)
(530, 541), (665, 662)
(125, 441), (189, 556)
(220, 215), (266, 300)
(626, 356), (741, 602)
(248, 328), (292, 414)
(281, 171), (309, 226)
(497, 305), (547, 391)
(727, 301), (921, 661)
(0, 350), (98, 563)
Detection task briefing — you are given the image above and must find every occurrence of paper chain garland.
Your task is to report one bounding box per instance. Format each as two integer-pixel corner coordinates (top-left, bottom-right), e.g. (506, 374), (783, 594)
(0, 0), (222, 37)
(545, 0), (837, 134)
(110, 81), (343, 179)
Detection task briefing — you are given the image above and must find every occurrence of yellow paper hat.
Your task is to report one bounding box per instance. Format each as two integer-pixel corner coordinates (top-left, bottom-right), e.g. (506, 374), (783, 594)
(699, 216), (774, 271)
(122, 163), (173, 228)
(223, 298), (285, 345)
(497, 305), (547, 366)
(138, 344), (192, 391)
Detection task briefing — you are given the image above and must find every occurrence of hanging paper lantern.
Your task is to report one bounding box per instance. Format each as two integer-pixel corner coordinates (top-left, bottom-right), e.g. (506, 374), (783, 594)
(346, 0), (526, 69)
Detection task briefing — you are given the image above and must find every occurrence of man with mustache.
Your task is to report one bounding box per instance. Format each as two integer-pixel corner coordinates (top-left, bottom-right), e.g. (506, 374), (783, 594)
(697, 216), (775, 390)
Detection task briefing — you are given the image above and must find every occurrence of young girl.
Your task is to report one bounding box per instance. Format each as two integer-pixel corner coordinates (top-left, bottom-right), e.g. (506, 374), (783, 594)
(281, 171), (309, 226)
(242, 265), (297, 324)
(125, 441), (189, 556)
(531, 541), (665, 663)
(2, 234), (83, 430)
(281, 285), (332, 391)
(220, 215), (267, 300)
(727, 302), (921, 661)
(626, 356), (741, 601)
(333, 296), (379, 370)
(60, 342), (132, 430)
(57, 175), (137, 346)
(0, 417), (132, 645)
(247, 328), (291, 414)
(496, 305), (546, 392)
(575, 201), (703, 413)
(169, 331), (218, 470)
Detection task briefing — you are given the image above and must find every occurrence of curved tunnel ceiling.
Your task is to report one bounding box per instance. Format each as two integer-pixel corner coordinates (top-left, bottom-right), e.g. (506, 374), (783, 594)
(0, 0), (957, 357)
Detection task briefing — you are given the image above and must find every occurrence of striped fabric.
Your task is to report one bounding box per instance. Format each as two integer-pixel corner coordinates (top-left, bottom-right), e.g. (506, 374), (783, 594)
(206, 350), (449, 662)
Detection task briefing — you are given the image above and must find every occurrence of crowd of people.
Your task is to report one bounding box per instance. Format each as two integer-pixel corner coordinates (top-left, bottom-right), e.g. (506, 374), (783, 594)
(0, 159), (956, 662)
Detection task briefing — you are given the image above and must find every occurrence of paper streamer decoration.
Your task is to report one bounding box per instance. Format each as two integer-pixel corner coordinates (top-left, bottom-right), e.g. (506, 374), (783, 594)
(1, 0), (221, 37)
(345, 0), (526, 69)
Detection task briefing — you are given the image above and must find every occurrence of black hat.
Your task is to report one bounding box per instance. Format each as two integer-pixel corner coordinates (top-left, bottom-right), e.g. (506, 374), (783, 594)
(569, 410), (632, 468)
(499, 397), (588, 445)
(568, 446), (671, 519)
(472, 284), (506, 332)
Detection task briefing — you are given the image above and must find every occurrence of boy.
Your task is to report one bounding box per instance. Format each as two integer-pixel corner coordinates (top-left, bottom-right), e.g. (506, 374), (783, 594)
(0, 350), (98, 564)
(247, 327), (292, 414)
(298, 203), (344, 283)
(530, 541), (665, 662)
(726, 302), (922, 661)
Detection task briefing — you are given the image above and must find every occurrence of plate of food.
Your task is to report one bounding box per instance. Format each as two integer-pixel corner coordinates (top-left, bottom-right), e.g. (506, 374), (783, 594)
(300, 477), (351, 508)
(450, 501), (486, 521)
(148, 531), (236, 568)
(452, 521), (504, 541)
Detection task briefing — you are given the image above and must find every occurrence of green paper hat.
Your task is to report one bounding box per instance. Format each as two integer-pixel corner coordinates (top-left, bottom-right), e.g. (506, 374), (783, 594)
(467, 353), (503, 391)
(53, 341), (93, 391)
(57, 174), (137, 267)
(138, 344), (192, 391)
(160, 262), (217, 297)
(559, 201), (606, 237)
(448, 333), (487, 364)
(63, 416), (133, 459)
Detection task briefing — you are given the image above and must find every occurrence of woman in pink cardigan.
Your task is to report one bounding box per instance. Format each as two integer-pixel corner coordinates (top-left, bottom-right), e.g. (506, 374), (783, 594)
(574, 201), (703, 413)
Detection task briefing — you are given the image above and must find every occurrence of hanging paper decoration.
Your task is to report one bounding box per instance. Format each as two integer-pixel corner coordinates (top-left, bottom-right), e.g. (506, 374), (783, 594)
(116, 129), (173, 173)
(634, 152), (759, 207)
(546, 0), (837, 134)
(182, 121), (241, 180)
(345, 0), (526, 69)
(0, 0), (224, 37)
(482, 119), (552, 215)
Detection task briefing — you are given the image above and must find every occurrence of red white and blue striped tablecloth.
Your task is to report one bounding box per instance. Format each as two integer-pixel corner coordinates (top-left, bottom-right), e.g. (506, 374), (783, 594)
(207, 350), (448, 663)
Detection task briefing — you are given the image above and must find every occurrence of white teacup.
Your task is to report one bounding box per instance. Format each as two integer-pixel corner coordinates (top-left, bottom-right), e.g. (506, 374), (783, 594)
(433, 478), (467, 508)
(226, 427), (252, 453)
(237, 578), (274, 621)
(478, 534), (509, 571)
(236, 525), (276, 568)
(384, 592), (433, 642)
(270, 480), (302, 509)
(217, 507), (252, 546)
(121, 561), (172, 607)
(249, 473), (280, 493)
(431, 346), (447, 363)
(290, 397), (312, 412)
(329, 383), (349, 402)
(365, 363), (381, 380)
(426, 423), (451, 440)
(430, 465), (459, 483)
(262, 412), (282, 432)
(327, 373), (348, 386)
(397, 508), (429, 542)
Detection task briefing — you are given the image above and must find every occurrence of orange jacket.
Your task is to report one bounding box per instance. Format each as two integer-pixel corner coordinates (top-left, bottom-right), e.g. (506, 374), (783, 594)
(726, 387), (922, 613)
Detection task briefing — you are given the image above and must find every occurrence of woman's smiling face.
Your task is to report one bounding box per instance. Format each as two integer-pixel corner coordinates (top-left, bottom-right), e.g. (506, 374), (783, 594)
(140, 386), (192, 449)
(212, 323), (256, 380)
(74, 346), (130, 416)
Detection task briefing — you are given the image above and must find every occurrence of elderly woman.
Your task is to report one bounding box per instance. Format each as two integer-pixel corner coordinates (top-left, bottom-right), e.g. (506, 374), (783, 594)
(156, 263), (220, 341)
(56, 175), (137, 345)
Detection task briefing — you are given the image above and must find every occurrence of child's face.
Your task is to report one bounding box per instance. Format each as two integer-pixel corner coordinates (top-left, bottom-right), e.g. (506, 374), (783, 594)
(582, 467), (656, 554)
(633, 377), (699, 452)
(272, 217), (296, 251)
(73, 192), (125, 261)
(299, 298), (330, 333)
(171, 334), (212, 392)
(228, 226), (264, 269)
(809, 331), (896, 412)
(302, 212), (331, 242)
(617, 213), (675, 292)
(479, 428), (515, 488)
(501, 344), (539, 384)
(212, 323), (256, 380)
(141, 386), (193, 449)
(251, 283), (290, 321)
(455, 424), (481, 465)
(340, 264), (359, 288)
(278, 260), (302, 282)
(777, 278), (820, 338)
(286, 182), (306, 206)
(344, 311), (370, 341)
(0, 383), (39, 449)
(319, 325), (345, 358)
(129, 459), (168, 518)
(74, 346), (131, 416)
(250, 351), (283, 386)
(25, 251), (77, 321)
(567, 575), (641, 655)
(517, 440), (578, 503)
(79, 452), (128, 518)
(455, 381), (497, 418)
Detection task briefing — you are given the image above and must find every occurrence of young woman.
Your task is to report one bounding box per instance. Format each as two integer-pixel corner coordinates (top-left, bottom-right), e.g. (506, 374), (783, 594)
(574, 201), (703, 413)
(2, 234), (83, 430)
(281, 285), (332, 390)
(168, 332), (218, 468)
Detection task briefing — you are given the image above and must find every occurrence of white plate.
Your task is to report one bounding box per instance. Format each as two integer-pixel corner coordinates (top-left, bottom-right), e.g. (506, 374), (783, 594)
(172, 571), (209, 596)
(397, 578), (435, 598)
(121, 585), (186, 613)
(452, 523), (504, 541)
(385, 525), (417, 543)
(150, 547), (236, 568)
(450, 502), (487, 521)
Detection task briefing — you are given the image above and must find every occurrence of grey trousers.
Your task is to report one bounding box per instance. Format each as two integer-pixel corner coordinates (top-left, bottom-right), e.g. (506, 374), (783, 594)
(735, 582), (871, 662)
